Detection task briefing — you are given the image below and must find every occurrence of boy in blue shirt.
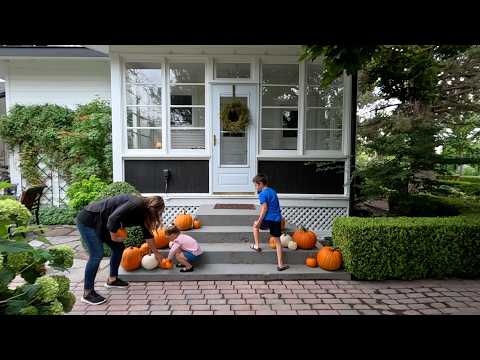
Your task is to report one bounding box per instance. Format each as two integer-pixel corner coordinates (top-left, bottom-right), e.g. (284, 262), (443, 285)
(251, 174), (289, 271)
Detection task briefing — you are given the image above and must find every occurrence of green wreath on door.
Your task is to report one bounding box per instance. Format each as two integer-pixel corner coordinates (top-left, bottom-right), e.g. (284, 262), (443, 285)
(220, 86), (250, 133)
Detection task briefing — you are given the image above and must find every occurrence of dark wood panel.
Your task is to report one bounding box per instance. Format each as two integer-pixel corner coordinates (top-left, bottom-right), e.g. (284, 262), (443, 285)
(257, 161), (345, 194)
(124, 160), (209, 193)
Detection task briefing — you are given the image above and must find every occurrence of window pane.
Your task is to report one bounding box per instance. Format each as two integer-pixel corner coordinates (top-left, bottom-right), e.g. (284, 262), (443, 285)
(169, 63), (205, 83)
(127, 107), (162, 127)
(306, 62), (324, 86)
(170, 129), (205, 149)
(305, 130), (342, 151)
(262, 64), (299, 84)
(215, 63), (250, 78)
(262, 108), (298, 129)
(170, 85), (205, 105)
(221, 132), (247, 165)
(262, 86), (298, 106)
(127, 129), (162, 149)
(306, 85), (344, 108)
(170, 107), (205, 127)
(262, 130), (297, 150)
(126, 63), (162, 83)
(306, 108), (342, 129)
(126, 85), (162, 105)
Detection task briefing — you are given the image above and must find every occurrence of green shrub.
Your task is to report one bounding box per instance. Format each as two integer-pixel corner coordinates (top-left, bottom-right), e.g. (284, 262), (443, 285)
(39, 206), (77, 225)
(435, 180), (480, 196)
(93, 181), (140, 201)
(333, 216), (480, 280)
(0, 199), (32, 226)
(438, 175), (480, 184)
(67, 175), (108, 211)
(388, 193), (460, 217)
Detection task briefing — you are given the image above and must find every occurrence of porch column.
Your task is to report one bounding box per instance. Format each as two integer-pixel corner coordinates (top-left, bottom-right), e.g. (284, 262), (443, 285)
(348, 71), (358, 215)
(110, 53), (123, 181)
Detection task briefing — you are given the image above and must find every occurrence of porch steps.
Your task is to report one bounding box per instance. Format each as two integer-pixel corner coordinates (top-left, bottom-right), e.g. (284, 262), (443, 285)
(182, 226), (297, 243)
(119, 263), (350, 281)
(140, 243), (320, 264)
(119, 203), (350, 281)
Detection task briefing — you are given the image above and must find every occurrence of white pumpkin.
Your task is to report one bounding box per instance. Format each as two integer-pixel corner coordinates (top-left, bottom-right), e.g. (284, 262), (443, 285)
(287, 240), (298, 250)
(280, 233), (292, 248)
(141, 254), (159, 270)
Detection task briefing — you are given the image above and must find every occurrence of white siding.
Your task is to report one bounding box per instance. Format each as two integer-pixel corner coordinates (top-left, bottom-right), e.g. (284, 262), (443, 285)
(8, 59), (111, 108)
(6, 59), (111, 205)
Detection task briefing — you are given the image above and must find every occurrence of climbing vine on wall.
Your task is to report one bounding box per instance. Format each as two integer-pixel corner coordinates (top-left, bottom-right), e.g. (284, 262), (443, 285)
(0, 99), (112, 186)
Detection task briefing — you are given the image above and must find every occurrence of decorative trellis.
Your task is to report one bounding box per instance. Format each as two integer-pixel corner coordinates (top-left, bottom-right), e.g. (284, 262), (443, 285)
(162, 206), (199, 226)
(20, 155), (55, 206)
(281, 207), (348, 231)
(160, 206), (347, 231)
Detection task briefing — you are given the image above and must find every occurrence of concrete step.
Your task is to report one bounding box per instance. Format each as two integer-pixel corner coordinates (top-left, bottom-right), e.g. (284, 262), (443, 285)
(153, 243), (320, 264)
(197, 204), (270, 226)
(183, 226), (297, 243)
(119, 263), (350, 282)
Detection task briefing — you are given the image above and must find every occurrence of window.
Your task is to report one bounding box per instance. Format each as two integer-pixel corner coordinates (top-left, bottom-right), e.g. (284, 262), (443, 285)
(305, 62), (344, 151)
(125, 63), (163, 149)
(261, 64), (299, 150)
(168, 63), (206, 150)
(215, 62), (251, 79)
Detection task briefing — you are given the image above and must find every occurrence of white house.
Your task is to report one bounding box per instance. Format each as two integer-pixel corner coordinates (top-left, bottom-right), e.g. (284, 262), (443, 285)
(0, 45), (357, 235)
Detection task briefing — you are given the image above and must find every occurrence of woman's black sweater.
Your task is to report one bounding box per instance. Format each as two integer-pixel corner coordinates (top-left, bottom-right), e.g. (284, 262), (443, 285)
(76, 194), (154, 243)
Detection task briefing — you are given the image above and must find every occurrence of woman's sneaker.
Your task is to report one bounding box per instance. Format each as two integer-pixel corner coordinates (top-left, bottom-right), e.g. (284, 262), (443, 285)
(105, 278), (129, 289)
(81, 290), (107, 305)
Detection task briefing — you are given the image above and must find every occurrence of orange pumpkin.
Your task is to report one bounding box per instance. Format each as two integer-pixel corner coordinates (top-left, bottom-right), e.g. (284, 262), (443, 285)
(139, 242), (150, 256)
(268, 237), (278, 249)
(317, 246), (342, 271)
(160, 258), (173, 269)
(193, 218), (201, 229)
(120, 246), (142, 271)
(116, 228), (127, 239)
(175, 209), (193, 230)
(292, 226), (317, 250)
(305, 257), (317, 268)
(153, 227), (169, 249)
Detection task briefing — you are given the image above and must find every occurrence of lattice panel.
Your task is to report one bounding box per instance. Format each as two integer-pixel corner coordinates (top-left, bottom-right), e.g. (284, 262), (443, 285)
(281, 207), (348, 231)
(21, 155), (55, 206)
(57, 172), (68, 207)
(163, 206), (199, 226)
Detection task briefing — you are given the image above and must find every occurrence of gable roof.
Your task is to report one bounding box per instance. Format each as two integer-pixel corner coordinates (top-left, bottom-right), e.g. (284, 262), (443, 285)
(0, 46), (108, 58)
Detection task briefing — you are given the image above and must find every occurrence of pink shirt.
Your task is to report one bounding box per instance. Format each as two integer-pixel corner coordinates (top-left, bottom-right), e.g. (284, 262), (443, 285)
(168, 234), (203, 260)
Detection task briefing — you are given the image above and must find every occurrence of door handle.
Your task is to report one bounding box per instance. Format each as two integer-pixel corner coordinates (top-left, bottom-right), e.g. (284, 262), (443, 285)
(213, 134), (217, 146)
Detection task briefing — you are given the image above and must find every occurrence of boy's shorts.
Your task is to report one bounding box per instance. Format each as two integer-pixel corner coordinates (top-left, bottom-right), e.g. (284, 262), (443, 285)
(260, 220), (282, 237)
(183, 250), (201, 263)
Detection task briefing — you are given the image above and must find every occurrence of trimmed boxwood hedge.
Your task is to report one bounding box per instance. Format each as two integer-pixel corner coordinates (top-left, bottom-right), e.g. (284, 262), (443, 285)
(332, 216), (480, 280)
(439, 175), (480, 184)
(435, 180), (480, 196)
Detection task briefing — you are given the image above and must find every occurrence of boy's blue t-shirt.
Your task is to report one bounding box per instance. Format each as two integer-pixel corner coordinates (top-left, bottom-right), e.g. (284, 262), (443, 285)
(258, 187), (282, 222)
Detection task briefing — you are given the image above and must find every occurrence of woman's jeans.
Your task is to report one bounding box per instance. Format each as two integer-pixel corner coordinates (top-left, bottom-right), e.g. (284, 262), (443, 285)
(77, 222), (125, 291)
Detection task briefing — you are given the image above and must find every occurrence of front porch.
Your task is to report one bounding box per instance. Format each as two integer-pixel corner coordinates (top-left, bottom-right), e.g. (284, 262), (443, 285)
(119, 203), (351, 282)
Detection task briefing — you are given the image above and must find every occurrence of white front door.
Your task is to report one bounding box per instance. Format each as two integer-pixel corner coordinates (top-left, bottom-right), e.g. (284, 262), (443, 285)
(212, 84), (257, 193)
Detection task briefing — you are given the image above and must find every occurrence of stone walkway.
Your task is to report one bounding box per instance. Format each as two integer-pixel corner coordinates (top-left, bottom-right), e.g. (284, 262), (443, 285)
(26, 225), (480, 315)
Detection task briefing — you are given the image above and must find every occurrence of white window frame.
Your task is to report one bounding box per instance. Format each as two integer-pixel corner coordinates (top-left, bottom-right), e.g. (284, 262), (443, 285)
(123, 60), (166, 155)
(166, 59), (208, 155)
(303, 60), (349, 157)
(258, 60), (302, 157)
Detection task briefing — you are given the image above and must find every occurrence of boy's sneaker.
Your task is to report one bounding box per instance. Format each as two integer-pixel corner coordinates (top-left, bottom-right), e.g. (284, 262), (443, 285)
(81, 290), (107, 305)
(105, 278), (129, 289)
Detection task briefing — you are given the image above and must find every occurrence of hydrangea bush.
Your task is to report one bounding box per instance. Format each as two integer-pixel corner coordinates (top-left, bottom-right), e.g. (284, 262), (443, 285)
(0, 198), (76, 315)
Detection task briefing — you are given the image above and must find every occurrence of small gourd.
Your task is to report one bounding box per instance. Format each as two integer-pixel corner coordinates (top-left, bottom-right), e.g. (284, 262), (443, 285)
(280, 233), (292, 248)
(141, 254), (159, 270)
(288, 240), (298, 250)
(268, 237), (277, 249)
(160, 258), (173, 269)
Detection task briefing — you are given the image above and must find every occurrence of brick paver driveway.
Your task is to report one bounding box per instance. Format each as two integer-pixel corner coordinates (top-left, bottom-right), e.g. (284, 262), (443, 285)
(40, 226), (480, 315)
(68, 279), (480, 315)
